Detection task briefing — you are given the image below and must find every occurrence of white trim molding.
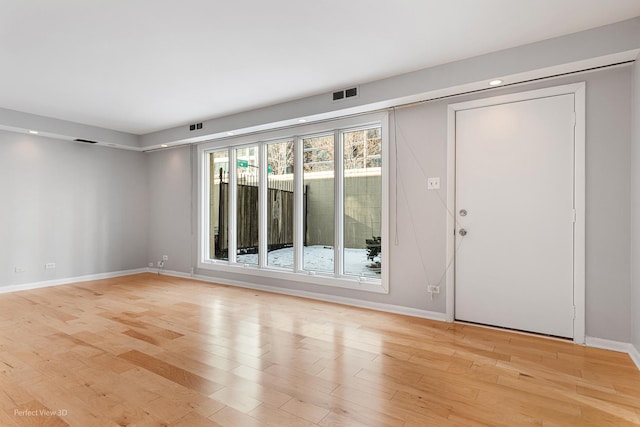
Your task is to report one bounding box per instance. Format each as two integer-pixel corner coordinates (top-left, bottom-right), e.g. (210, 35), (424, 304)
(630, 344), (640, 371)
(151, 268), (446, 323)
(6, 266), (637, 372)
(0, 268), (148, 294)
(146, 270), (640, 373)
(153, 266), (640, 372)
(585, 337), (640, 371)
(445, 82), (587, 345)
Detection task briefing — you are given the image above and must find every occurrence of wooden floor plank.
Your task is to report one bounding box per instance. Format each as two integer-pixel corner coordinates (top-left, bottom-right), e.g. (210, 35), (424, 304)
(208, 406), (262, 427)
(280, 397), (330, 424)
(0, 272), (638, 426)
(118, 349), (225, 395)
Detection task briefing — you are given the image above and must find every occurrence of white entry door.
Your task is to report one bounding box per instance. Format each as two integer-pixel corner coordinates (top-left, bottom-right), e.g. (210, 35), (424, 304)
(454, 93), (576, 338)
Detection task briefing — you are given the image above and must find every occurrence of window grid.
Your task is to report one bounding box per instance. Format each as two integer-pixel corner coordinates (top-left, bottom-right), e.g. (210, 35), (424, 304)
(199, 113), (388, 293)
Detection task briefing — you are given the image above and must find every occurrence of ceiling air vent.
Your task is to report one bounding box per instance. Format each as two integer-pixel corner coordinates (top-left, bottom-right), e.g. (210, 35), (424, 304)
(345, 87), (358, 98)
(332, 87), (358, 102)
(74, 138), (98, 144)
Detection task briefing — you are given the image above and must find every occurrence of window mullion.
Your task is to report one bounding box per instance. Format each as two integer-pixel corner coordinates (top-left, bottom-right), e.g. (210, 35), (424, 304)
(334, 129), (344, 277)
(228, 148), (237, 263)
(258, 143), (268, 268)
(203, 152), (211, 261)
(293, 136), (303, 272)
(381, 120), (389, 291)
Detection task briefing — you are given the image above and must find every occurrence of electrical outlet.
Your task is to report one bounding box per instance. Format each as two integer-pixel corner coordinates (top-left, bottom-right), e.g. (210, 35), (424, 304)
(428, 285), (440, 294)
(45, 263), (56, 269)
(157, 260), (165, 268)
(427, 177), (440, 190)
(162, 255), (169, 261)
(14, 267), (26, 273)
(148, 262), (154, 268)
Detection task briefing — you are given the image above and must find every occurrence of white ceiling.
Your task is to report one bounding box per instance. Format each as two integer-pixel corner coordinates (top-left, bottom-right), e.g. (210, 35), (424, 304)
(1, 1), (639, 135)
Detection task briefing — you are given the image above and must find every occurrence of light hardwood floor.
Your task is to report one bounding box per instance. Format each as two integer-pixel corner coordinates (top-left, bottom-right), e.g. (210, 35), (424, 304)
(0, 273), (639, 426)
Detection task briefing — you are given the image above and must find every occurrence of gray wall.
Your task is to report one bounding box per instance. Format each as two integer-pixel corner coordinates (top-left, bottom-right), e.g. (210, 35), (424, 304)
(306, 175), (382, 248)
(304, 175), (334, 247)
(344, 174), (382, 249)
(0, 131), (147, 287)
(581, 67), (632, 342)
(146, 66), (633, 342)
(631, 55), (640, 350)
(146, 146), (194, 274)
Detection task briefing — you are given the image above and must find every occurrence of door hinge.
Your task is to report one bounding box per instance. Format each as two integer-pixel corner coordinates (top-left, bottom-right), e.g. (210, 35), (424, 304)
(573, 112), (576, 127)
(572, 306), (576, 319)
(572, 209), (577, 223)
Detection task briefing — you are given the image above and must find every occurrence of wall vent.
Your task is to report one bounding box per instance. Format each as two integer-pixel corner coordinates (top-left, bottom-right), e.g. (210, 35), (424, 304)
(74, 138), (98, 144)
(332, 87), (358, 102)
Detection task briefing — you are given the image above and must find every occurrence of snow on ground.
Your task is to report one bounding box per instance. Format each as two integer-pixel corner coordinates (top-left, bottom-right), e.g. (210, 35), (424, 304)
(237, 245), (380, 277)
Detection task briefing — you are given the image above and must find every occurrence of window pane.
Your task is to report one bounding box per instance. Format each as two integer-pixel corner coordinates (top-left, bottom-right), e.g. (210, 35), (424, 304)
(343, 127), (382, 277)
(236, 146), (259, 264)
(267, 141), (294, 269)
(209, 150), (229, 260)
(303, 135), (334, 273)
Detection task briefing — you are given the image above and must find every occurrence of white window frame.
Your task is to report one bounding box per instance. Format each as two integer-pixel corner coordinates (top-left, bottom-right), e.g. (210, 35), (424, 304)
(198, 112), (389, 294)
(264, 138), (296, 272)
(298, 131), (336, 275)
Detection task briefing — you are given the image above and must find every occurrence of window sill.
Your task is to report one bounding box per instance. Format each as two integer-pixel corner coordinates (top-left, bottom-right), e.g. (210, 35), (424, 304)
(198, 260), (388, 294)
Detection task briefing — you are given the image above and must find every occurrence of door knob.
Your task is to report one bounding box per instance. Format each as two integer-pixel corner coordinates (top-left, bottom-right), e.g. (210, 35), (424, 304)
(459, 229), (467, 236)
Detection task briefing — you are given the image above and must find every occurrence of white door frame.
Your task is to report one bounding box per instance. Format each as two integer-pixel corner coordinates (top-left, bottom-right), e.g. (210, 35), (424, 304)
(445, 82), (586, 344)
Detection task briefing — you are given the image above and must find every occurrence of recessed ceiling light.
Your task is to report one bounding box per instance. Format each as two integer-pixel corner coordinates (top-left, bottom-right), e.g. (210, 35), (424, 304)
(298, 119), (307, 123)
(28, 130), (39, 134)
(161, 144), (168, 148)
(227, 132), (234, 136)
(489, 79), (503, 86)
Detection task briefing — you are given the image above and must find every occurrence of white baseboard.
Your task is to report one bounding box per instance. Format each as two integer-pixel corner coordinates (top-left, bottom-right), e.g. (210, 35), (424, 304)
(6, 267), (636, 371)
(153, 269), (640, 372)
(148, 268), (194, 279)
(151, 268), (448, 322)
(585, 336), (632, 353)
(629, 344), (640, 371)
(585, 336), (640, 371)
(0, 268), (148, 294)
